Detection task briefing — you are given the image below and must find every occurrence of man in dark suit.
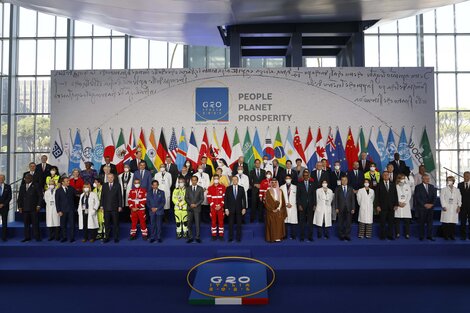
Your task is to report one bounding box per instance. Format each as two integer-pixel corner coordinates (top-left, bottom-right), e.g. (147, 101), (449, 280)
(249, 159), (266, 223)
(100, 173), (123, 243)
(458, 171), (470, 240)
(55, 177), (77, 242)
(284, 160), (298, 185)
(388, 153), (407, 175)
(414, 173), (437, 241)
(133, 161), (153, 190)
(231, 156), (249, 177)
(311, 161), (330, 191)
(335, 176), (356, 241)
(386, 164), (398, 183)
(296, 170), (316, 241)
(17, 174), (42, 242)
(358, 152), (371, 173)
(200, 156), (214, 180)
(329, 161), (346, 191)
(22, 162), (41, 186)
(99, 156), (118, 176)
(0, 174), (12, 241)
(225, 176), (247, 242)
(272, 159), (286, 186)
(375, 171), (399, 240)
(35, 155), (52, 189)
(347, 161), (364, 191)
(185, 176), (205, 243)
(129, 150), (148, 173)
(164, 156), (179, 186)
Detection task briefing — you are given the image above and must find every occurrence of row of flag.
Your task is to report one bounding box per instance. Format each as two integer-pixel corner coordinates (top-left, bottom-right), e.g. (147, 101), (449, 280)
(51, 126), (435, 176)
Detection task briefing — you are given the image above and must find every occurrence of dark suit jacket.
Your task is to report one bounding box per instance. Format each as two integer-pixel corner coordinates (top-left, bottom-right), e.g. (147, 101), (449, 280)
(334, 185), (356, 212)
(249, 168), (266, 188)
(55, 186), (77, 213)
(17, 183), (42, 212)
(185, 185), (205, 212)
(358, 159), (371, 173)
(329, 170), (347, 190)
(310, 169), (330, 190)
(164, 163), (179, 187)
(99, 163), (118, 176)
(22, 171), (41, 186)
(347, 169), (364, 190)
(284, 168), (299, 185)
(0, 183), (12, 213)
(133, 169), (153, 190)
(100, 182), (123, 211)
(272, 166), (286, 186)
(374, 180), (399, 211)
(224, 185), (247, 213)
(129, 159), (148, 173)
(231, 162), (249, 177)
(458, 182), (470, 209)
(296, 180), (316, 210)
(388, 160), (407, 175)
(35, 163), (52, 187)
(414, 183), (437, 210)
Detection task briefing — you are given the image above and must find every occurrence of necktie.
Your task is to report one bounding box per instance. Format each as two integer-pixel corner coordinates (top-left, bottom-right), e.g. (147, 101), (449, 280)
(154, 189), (156, 196)
(167, 164), (170, 172)
(317, 171), (320, 181)
(257, 169), (259, 178)
(110, 183), (113, 190)
(42, 164), (45, 171)
(0, 185), (3, 197)
(425, 184), (428, 193)
(466, 182), (468, 190)
(354, 170), (357, 177)
(193, 186), (196, 192)
(141, 170), (144, 179)
(390, 173), (393, 181)
(234, 186), (237, 198)
(305, 181), (308, 191)
(362, 160), (365, 168)
(287, 170), (290, 175)
(343, 186), (347, 197)
(385, 182), (389, 191)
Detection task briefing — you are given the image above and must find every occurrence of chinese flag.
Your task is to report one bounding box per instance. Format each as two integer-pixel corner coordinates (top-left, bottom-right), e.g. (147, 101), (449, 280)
(345, 128), (359, 170)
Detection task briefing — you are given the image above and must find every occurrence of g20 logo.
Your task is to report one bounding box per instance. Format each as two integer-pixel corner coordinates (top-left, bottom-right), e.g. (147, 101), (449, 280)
(195, 87), (229, 122)
(210, 276), (251, 284)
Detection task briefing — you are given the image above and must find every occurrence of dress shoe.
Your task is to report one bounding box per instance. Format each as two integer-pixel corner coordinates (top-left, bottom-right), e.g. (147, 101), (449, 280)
(419, 237), (424, 241)
(103, 239), (110, 243)
(60, 239), (67, 243)
(211, 236), (217, 241)
(196, 238), (202, 243)
(427, 237), (435, 241)
(81, 239), (87, 243)
(150, 239), (155, 243)
(89, 239), (95, 243)
(405, 235), (410, 239)
(21, 238), (30, 243)
(158, 239), (162, 243)
(299, 238), (304, 242)
(69, 239), (75, 243)
(345, 236), (351, 241)
(114, 239), (119, 243)
(36, 239), (42, 242)
(307, 237), (314, 242)
(387, 236), (395, 241)
(236, 239), (241, 242)
(317, 232), (323, 239)
(450, 236), (456, 241)
(186, 238), (194, 243)
(461, 237), (467, 241)
(228, 238), (233, 242)
(2, 238), (7, 242)
(48, 237), (54, 241)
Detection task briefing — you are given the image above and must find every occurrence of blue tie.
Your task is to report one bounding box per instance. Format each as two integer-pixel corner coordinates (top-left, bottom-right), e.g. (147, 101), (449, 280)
(0, 185), (2, 197)
(234, 186), (237, 198)
(305, 181), (308, 191)
(343, 186), (347, 197)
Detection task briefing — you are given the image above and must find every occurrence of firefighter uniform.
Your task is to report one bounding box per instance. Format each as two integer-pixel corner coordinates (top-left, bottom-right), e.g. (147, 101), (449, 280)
(172, 186), (188, 238)
(207, 184), (226, 238)
(128, 187), (148, 239)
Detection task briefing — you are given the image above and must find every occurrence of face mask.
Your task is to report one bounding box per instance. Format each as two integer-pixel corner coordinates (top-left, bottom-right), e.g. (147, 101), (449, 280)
(214, 179), (219, 184)
(93, 183), (97, 188)
(50, 170), (56, 175)
(447, 181), (453, 186)
(124, 168), (129, 172)
(135, 184), (141, 188)
(263, 160), (268, 164)
(48, 185), (55, 190)
(285, 179), (292, 184)
(322, 183), (328, 188)
(198, 169), (203, 173)
(160, 168), (165, 172)
(364, 183), (370, 188)
(370, 167), (376, 172)
(186, 162), (190, 166)
(83, 187), (90, 193)
(399, 179), (405, 184)
(334, 165), (340, 170)
(237, 170), (243, 175)
(266, 174), (272, 179)
(179, 182), (185, 188)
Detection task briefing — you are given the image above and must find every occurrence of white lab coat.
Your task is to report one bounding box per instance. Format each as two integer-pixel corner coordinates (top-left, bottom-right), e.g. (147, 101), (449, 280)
(77, 192), (100, 229)
(281, 184), (298, 224)
(261, 161), (273, 174)
(440, 186), (462, 224)
(232, 173), (250, 204)
(314, 188), (334, 227)
(395, 183), (412, 218)
(194, 171), (210, 205)
(118, 172), (134, 205)
(154, 171), (172, 210)
(219, 165), (232, 178)
(44, 188), (60, 227)
(357, 187), (375, 224)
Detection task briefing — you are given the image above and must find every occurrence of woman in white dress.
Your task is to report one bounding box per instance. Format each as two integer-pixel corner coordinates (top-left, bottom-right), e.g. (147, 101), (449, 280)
(440, 176), (462, 240)
(395, 174), (412, 239)
(357, 179), (375, 239)
(44, 180), (61, 241)
(78, 183), (100, 242)
(314, 180), (334, 239)
(281, 175), (298, 239)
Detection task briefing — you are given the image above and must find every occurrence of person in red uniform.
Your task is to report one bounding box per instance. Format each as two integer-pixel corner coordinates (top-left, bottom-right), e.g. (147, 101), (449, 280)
(207, 174), (226, 240)
(259, 170), (273, 203)
(127, 178), (148, 240)
(69, 169), (85, 208)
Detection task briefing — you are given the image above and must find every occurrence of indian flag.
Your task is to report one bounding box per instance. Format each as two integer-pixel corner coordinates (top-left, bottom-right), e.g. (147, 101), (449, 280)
(146, 128), (158, 172)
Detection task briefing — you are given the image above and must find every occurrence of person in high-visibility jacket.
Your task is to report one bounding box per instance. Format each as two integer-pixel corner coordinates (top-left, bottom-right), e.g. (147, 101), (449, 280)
(127, 178), (148, 240)
(93, 178), (105, 240)
(172, 177), (188, 238)
(207, 174), (226, 240)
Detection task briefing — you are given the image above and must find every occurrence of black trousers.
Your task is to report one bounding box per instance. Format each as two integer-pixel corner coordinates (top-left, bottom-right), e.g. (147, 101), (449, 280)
(201, 204), (211, 223)
(286, 223), (297, 239)
(23, 210), (40, 240)
(298, 207), (314, 240)
(459, 206), (470, 239)
(379, 209), (394, 239)
(228, 210), (243, 241)
(250, 188), (263, 222)
(337, 209), (352, 238)
(48, 227), (60, 240)
(442, 223), (456, 239)
(60, 211), (75, 240)
(187, 208), (201, 240)
(0, 208), (8, 240)
(418, 208), (434, 239)
(104, 211), (120, 241)
(395, 218), (410, 236)
(81, 211), (98, 240)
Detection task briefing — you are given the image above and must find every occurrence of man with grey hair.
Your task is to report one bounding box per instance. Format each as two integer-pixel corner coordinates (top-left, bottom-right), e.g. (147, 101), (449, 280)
(0, 174), (12, 241)
(414, 173), (437, 241)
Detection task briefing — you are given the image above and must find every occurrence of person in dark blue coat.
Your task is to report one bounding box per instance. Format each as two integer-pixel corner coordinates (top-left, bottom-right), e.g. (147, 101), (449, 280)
(414, 173), (437, 241)
(0, 174), (12, 241)
(55, 177), (77, 242)
(17, 174), (43, 242)
(147, 180), (166, 243)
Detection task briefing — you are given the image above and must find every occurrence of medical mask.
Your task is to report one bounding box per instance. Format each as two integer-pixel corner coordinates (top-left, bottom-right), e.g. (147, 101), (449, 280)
(285, 179), (292, 184)
(214, 179), (219, 184)
(50, 170), (56, 175)
(48, 185), (55, 190)
(322, 183), (328, 188)
(134, 184), (140, 188)
(179, 182), (185, 188)
(334, 165), (340, 170)
(237, 170), (243, 175)
(447, 181), (453, 186)
(83, 187), (90, 193)
(186, 162), (190, 166)
(370, 167), (376, 172)
(364, 183), (369, 188)
(124, 168), (129, 172)
(160, 167), (165, 172)
(198, 169), (203, 173)
(93, 183), (97, 188)
(266, 174), (272, 179)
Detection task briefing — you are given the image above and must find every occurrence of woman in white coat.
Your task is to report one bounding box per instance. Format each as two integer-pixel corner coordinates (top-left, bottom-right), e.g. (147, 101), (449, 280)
(280, 175), (298, 239)
(314, 180), (334, 239)
(395, 174), (412, 239)
(440, 176), (462, 240)
(154, 164), (173, 221)
(78, 183), (100, 242)
(357, 179), (375, 239)
(44, 180), (61, 241)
